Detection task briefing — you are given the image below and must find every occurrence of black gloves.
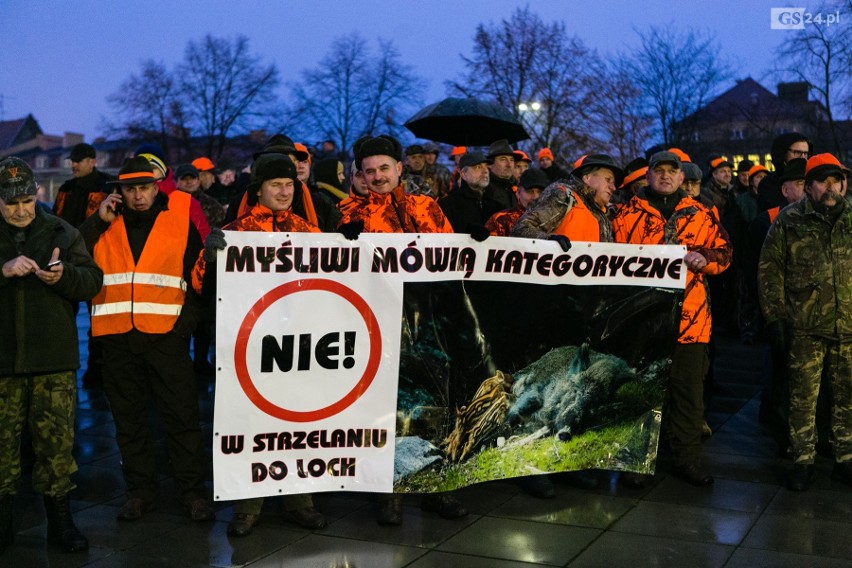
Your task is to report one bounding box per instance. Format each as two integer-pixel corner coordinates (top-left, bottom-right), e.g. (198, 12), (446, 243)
(549, 234), (572, 252)
(339, 220), (364, 241)
(469, 225), (490, 242)
(203, 228), (227, 263)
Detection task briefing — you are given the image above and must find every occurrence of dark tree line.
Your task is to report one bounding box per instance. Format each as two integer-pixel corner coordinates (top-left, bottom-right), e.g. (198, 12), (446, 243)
(104, 5), (850, 164)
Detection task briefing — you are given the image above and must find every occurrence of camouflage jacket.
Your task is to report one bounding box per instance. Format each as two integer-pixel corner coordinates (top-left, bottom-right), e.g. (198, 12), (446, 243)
(612, 190), (732, 344)
(758, 197), (852, 339)
(338, 184), (453, 234)
(512, 177), (613, 242)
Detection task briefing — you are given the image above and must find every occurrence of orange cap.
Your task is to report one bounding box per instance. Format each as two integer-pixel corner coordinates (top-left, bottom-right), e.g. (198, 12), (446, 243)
(805, 153), (844, 180)
(513, 150), (532, 163)
(747, 164), (768, 178)
(620, 166), (648, 189)
(538, 148), (554, 161)
(192, 157), (216, 172)
(294, 143), (311, 163)
(450, 146), (467, 157)
(709, 156), (733, 171)
(572, 154), (588, 169)
(668, 147), (691, 163)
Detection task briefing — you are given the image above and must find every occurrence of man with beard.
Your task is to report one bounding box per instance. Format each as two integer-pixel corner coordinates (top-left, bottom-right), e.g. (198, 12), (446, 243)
(758, 153), (852, 492)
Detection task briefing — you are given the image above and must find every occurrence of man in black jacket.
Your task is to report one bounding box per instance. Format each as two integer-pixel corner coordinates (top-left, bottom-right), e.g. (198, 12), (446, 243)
(438, 151), (502, 237)
(53, 143), (114, 386)
(0, 157), (102, 554)
(486, 139), (518, 210)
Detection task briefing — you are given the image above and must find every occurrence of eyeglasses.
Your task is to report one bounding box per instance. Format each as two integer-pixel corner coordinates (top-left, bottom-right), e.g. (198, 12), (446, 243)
(787, 148), (809, 158)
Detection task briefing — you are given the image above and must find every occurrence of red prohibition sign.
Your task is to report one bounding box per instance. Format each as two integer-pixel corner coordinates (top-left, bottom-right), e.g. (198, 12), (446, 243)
(234, 279), (382, 422)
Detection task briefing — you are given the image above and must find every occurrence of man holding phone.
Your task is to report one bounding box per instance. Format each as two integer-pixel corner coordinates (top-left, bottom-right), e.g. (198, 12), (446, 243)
(0, 157), (102, 553)
(79, 156), (213, 523)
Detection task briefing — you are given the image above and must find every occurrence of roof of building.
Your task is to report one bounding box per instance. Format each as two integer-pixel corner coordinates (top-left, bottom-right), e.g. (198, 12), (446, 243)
(0, 114), (42, 150)
(684, 77), (824, 124)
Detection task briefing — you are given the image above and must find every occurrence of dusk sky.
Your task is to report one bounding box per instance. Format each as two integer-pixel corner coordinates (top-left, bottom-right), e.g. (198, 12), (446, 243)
(1, 0), (838, 142)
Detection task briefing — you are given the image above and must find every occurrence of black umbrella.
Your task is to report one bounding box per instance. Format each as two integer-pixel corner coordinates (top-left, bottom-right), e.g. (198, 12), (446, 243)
(404, 97), (530, 146)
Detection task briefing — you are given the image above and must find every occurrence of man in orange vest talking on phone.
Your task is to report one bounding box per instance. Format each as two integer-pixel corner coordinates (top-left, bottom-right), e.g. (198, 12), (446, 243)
(79, 156), (214, 523)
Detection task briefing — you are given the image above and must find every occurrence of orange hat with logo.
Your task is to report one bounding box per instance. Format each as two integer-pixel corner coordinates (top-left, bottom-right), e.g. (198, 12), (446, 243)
(538, 148), (554, 161)
(450, 146), (467, 157)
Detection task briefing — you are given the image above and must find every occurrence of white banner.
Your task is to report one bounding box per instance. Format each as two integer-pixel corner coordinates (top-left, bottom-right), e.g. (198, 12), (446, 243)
(213, 232), (686, 501)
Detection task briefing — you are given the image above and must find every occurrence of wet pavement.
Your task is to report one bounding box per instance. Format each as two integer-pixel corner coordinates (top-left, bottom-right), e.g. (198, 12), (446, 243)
(4, 309), (851, 567)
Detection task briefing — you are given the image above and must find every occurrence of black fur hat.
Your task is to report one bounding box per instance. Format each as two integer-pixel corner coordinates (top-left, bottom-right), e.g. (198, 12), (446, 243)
(354, 135), (403, 169)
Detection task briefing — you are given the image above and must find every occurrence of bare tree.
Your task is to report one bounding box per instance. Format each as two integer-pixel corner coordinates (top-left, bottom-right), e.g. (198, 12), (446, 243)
(626, 26), (731, 147)
(288, 33), (425, 153)
(176, 35), (279, 159)
(103, 60), (183, 156)
(774, 0), (852, 155)
(447, 6), (605, 162)
(589, 61), (654, 164)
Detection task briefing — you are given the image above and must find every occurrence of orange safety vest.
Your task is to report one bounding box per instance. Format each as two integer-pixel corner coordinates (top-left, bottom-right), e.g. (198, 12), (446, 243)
(553, 191), (604, 242)
(91, 191), (191, 336)
(767, 206), (780, 223)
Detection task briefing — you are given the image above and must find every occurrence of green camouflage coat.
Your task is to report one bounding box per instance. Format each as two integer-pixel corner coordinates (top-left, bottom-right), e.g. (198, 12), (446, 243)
(757, 197), (852, 339)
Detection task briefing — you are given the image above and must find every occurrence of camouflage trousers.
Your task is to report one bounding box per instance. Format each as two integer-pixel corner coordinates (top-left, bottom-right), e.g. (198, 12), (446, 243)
(0, 372), (78, 496)
(788, 336), (852, 464)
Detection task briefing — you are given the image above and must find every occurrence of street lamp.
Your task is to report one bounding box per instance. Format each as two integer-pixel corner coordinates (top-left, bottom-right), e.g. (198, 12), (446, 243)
(518, 101), (542, 112)
(517, 102), (545, 146)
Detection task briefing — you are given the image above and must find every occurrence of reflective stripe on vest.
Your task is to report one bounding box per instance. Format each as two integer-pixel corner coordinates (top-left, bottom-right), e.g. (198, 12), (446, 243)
(553, 190), (603, 242)
(91, 191), (191, 336)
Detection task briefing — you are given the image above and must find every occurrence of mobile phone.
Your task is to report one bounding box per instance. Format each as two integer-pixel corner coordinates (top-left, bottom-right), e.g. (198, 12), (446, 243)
(111, 190), (124, 215)
(46, 259), (62, 268)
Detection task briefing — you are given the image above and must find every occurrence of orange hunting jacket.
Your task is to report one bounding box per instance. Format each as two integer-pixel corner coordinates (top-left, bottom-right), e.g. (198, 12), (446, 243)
(337, 184), (453, 234)
(612, 190), (732, 344)
(191, 203), (320, 295)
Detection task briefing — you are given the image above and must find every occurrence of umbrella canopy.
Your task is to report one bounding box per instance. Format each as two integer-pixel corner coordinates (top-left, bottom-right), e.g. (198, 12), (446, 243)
(404, 97), (529, 146)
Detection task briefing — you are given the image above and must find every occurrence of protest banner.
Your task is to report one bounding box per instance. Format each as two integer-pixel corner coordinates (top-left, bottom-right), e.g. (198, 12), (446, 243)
(212, 232), (685, 501)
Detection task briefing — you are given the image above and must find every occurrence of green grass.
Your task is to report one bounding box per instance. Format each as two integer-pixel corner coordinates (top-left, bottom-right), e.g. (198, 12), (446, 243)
(395, 411), (660, 493)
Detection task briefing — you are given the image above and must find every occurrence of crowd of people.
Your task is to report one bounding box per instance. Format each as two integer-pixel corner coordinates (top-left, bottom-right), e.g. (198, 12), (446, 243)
(1, 128), (850, 554)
